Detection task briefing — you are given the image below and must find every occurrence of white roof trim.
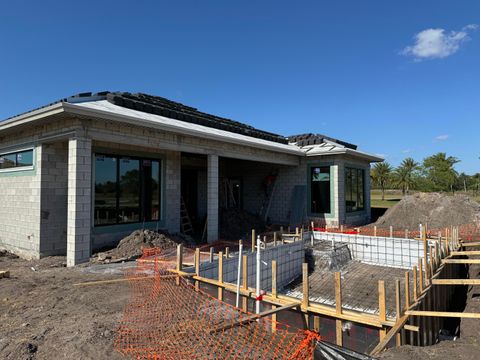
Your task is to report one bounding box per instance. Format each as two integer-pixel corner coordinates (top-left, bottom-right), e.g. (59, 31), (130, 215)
(0, 103), (64, 131)
(301, 143), (383, 162)
(64, 100), (304, 156)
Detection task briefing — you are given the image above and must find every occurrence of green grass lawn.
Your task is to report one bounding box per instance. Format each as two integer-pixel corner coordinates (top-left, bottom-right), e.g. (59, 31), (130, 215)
(370, 189), (403, 208)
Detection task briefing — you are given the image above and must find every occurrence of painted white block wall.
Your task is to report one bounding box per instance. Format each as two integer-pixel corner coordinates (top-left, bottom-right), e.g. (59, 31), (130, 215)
(207, 154), (219, 243)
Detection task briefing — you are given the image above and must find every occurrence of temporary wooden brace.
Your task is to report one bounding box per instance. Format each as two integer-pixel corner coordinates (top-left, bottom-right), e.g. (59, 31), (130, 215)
(271, 260), (278, 332)
(195, 248), (200, 291)
(208, 302), (301, 334)
(395, 279), (402, 346)
(218, 251), (224, 301)
(450, 250), (480, 256)
(405, 310), (480, 318)
(413, 266), (418, 302)
(335, 272), (343, 346)
(378, 280), (386, 341)
(242, 255), (248, 312)
(443, 259), (480, 264)
(432, 279), (480, 285)
(73, 274), (194, 286)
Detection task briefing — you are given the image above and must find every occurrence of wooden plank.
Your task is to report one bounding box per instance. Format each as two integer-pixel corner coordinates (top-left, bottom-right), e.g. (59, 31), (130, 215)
(218, 251), (224, 301)
(413, 266), (418, 302)
(195, 248), (200, 291)
(302, 263), (309, 310)
(72, 275), (193, 286)
(395, 279), (402, 346)
(336, 319), (343, 346)
(443, 259), (480, 264)
(208, 302), (301, 334)
(370, 314), (410, 356)
(406, 310), (480, 318)
(242, 255), (248, 312)
(461, 242), (480, 247)
(271, 260), (278, 333)
(419, 259), (424, 293)
(432, 279), (480, 285)
(450, 251), (480, 256)
(335, 272), (342, 314)
(251, 229), (256, 252)
(379, 279), (386, 341)
(405, 272), (410, 310)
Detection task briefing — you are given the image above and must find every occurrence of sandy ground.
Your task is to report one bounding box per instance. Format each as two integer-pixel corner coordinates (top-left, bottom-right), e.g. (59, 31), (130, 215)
(0, 252), (129, 360)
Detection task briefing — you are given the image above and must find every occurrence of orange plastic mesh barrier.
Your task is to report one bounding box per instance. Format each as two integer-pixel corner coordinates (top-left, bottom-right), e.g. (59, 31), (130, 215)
(115, 248), (319, 360)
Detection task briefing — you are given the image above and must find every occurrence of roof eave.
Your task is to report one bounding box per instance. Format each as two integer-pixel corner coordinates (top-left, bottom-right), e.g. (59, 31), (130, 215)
(63, 102), (304, 157)
(305, 148), (383, 162)
(0, 103), (65, 132)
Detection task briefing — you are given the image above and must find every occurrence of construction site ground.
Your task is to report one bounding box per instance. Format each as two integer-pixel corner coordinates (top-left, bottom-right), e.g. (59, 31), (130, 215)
(0, 253), (127, 360)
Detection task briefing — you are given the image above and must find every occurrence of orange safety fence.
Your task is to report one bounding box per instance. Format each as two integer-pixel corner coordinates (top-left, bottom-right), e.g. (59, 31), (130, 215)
(115, 247), (320, 359)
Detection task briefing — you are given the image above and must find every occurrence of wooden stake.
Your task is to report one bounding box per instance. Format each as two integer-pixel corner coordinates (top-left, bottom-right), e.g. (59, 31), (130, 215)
(242, 255), (248, 312)
(218, 251), (223, 301)
(302, 263), (309, 310)
(419, 259), (424, 294)
(378, 280), (386, 340)
(195, 248), (200, 291)
(271, 260), (278, 333)
(209, 247), (214, 263)
(225, 247), (230, 258)
(335, 272), (343, 346)
(252, 229), (256, 252)
(405, 272), (410, 310)
(273, 232), (277, 246)
(395, 279), (402, 346)
(413, 266), (418, 302)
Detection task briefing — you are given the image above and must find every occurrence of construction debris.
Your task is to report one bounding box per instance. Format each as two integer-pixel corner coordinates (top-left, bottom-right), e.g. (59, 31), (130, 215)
(92, 230), (189, 263)
(372, 192), (480, 229)
(0, 270), (10, 278)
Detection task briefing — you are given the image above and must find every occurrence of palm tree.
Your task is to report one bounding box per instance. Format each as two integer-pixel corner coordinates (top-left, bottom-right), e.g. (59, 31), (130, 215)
(372, 162), (393, 201)
(395, 158), (419, 195)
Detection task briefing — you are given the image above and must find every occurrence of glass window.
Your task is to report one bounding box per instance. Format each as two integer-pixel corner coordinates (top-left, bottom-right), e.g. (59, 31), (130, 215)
(16, 150), (33, 167)
(310, 166), (331, 214)
(0, 149), (33, 170)
(119, 158), (140, 223)
(94, 154), (162, 226)
(345, 168), (365, 212)
(94, 156), (117, 225)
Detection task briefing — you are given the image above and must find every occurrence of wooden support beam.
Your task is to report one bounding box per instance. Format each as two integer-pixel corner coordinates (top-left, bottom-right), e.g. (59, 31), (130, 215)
(208, 302), (301, 334)
(432, 279), (480, 285)
(302, 263), (309, 310)
(405, 310), (480, 319)
(370, 314), (410, 356)
(378, 280), (386, 341)
(450, 251), (480, 256)
(218, 251), (224, 301)
(242, 255), (248, 312)
(335, 272), (343, 346)
(443, 259), (480, 264)
(461, 242), (480, 247)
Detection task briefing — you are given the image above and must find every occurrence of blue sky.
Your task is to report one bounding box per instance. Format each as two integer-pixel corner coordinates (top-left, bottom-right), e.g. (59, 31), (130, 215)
(1, 1), (479, 174)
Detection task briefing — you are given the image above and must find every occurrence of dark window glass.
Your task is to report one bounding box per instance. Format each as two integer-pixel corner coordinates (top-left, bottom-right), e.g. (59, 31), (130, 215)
(16, 150), (33, 167)
(119, 158), (140, 223)
(94, 156), (117, 225)
(0, 149), (33, 169)
(310, 166), (331, 214)
(151, 161), (161, 221)
(346, 168), (365, 212)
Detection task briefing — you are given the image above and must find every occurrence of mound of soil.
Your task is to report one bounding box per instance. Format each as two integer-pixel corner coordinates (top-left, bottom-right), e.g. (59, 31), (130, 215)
(372, 192), (480, 230)
(219, 208), (266, 240)
(93, 230), (187, 263)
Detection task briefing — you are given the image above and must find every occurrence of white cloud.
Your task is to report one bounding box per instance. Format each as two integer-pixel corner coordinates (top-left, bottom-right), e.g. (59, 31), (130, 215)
(401, 24), (478, 61)
(435, 134), (449, 141)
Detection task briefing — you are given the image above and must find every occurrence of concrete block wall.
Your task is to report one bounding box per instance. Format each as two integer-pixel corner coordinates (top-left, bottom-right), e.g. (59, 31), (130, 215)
(0, 145), (42, 259)
(165, 151), (181, 234)
(39, 141), (68, 256)
(189, 241), (305, 292)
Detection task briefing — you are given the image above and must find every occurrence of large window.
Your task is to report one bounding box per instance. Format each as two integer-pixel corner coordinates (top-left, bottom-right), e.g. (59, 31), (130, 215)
(345, 167), (365, 212)
(0, 149), (33, 170)
(94, 154), (162, 226)
(310, 166), (331, 214)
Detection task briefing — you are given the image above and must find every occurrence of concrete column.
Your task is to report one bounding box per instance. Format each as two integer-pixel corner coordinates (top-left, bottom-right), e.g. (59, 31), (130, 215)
(207, 154), (219, 243)
(67, 137), (92, 267)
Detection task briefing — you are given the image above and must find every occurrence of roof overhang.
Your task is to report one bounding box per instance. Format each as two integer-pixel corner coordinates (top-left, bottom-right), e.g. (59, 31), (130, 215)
(0, 100), (304, 157)
(302, 144), (383, 162)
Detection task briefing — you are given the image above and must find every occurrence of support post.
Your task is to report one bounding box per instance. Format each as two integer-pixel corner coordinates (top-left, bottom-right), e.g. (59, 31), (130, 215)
(335, 272), (343, 346)
(218, 251), (223, 301)
(378, 280), (386, 340)
(207, 154), (219, 243)
(271, 259), (278, 332)
(195, 248), (200, 291)
(242, 255), (248, 312)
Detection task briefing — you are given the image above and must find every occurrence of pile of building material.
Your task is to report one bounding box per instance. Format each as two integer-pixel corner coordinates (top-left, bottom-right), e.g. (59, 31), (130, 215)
(92, 230), (187, 263)
(219, 208), (266, 240)
(373, 192), (480, 229)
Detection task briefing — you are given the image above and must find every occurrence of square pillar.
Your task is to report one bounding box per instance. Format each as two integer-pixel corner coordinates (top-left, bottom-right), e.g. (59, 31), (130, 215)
(207, 154), (219, 243)
(67, 137), (92, 267)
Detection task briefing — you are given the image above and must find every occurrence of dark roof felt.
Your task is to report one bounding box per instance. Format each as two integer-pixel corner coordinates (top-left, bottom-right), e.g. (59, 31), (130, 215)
(287, 133), (357, 150)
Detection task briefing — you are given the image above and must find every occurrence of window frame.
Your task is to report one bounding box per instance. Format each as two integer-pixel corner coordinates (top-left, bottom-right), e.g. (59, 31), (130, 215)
(345, 167), (366, 213)
(308, 163), (335, 217)
(0, 147), (35, 173)
(93, 153), (163, 227)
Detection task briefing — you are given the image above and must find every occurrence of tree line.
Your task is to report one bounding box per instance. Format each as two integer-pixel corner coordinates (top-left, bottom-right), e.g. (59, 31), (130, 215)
(371, 152), (480, 200)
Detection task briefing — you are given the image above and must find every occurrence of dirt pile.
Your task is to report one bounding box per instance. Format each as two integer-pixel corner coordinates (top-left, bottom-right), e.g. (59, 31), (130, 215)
(373, 192), (480, 230)
(93, 230), (188, 263)
(219, 208), (266, 240)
